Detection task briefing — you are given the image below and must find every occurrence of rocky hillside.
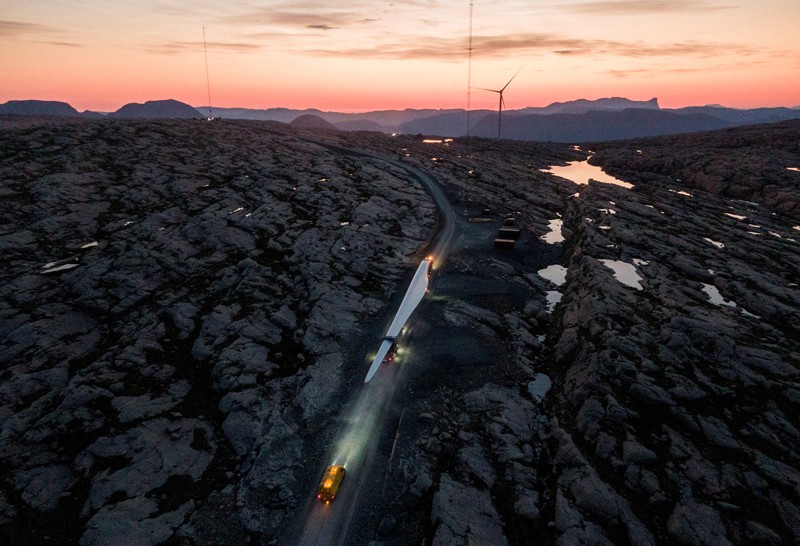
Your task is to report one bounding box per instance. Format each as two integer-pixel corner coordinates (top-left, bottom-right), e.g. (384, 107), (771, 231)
(0, 117), (436, 544)
(589, 119), (800, 217)
(1, 117), (799, 545)
(329, 126), (800, 545)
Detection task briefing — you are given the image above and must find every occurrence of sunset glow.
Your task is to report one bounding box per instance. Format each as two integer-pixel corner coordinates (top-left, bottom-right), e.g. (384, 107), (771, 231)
(3, 0), (799, 112)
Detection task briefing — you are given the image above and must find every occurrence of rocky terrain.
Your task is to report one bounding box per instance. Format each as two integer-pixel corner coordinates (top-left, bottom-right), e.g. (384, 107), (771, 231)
(1, 116), (799, 545)
(0, 117), (437, 544)
(320, 124), (800, 545)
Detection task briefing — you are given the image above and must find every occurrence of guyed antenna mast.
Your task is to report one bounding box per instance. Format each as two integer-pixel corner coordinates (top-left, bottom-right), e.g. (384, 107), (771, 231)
(203, 26), (213, 120)
(466, 0), (473, 139)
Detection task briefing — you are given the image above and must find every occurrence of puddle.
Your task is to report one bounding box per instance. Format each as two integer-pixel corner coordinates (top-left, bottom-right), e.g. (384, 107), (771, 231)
(794, 226), (800, 231)
(599, 208), (617, 215)
(703, 237), (724, 249)
(229, 207), (244, 215)
(599, 226), (611, 230)
(669, 189), (693, 197)
(769, 232), (783, 238)
(632, 258), (649, 266)
(528, 373), (552, 402)
(42, 263), (79, 274)
(80, 241), (99, 249)
(787, 167), (800, 172)
(538, 264), (567, 286)
(724, 213), (747, 221)
(599, 259), (644, 290)
(541, 160), (634, 189)
(701, 283), (760, 319)
(541, 219), (564, 244)
(701, 283), (735, 307)
(545, 291), (562, 312)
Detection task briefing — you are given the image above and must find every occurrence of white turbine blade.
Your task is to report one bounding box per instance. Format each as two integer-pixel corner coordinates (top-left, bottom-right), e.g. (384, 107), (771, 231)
(364, 338), (394, 382)
(364, 259), (430, 383)
(501, 67), (523, 92)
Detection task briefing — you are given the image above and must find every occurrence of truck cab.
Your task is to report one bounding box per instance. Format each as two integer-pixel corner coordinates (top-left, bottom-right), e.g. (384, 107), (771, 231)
(317, 465), (346, 503)
(383, 337), (398, 362)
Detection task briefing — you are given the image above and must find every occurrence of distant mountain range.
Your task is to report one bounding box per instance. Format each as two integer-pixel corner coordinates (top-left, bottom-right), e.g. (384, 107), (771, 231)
(198, 97), (800, 141)
(3, 97), (800, 142)
(0, 99), (200, 120)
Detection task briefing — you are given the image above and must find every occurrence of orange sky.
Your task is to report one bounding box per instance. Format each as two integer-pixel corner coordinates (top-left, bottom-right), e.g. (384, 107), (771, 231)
(2, 1), (799, 112)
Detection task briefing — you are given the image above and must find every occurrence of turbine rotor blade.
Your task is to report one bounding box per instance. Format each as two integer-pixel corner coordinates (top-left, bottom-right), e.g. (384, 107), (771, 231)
(501, 66), (523, 92)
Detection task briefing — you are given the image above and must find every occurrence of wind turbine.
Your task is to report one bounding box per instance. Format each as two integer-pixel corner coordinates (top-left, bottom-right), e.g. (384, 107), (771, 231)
(475, 67), (522, 140)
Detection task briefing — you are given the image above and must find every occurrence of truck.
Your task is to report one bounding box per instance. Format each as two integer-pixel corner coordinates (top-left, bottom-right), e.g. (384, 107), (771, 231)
(383, 337), (398, 362)
(317, 465), (346, 503)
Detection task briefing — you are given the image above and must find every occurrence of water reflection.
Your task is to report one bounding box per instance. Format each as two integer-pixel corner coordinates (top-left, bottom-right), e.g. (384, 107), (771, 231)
(599, 259), (644, 290)
(701, 283), (735, 307)
(545, 290), (562, 312)
(538, 264), (567, 286)
(540, 219), (564, 244)
(541, 160), (633, 189)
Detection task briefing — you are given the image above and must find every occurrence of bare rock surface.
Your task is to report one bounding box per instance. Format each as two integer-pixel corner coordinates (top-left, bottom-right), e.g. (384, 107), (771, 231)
(0, 117), (435, 544)
(431, 474), (508, 546)
(3, 117), (800, 545)
(331, 125), (799, 545)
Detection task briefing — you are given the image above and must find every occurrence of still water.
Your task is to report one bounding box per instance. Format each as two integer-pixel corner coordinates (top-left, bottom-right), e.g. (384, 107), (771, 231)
(542, 160), (633, 189)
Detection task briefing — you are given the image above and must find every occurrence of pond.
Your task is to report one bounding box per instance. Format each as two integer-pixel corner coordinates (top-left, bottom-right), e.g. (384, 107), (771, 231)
(542, 160), (633, 189)
(599, 259), (644, 290)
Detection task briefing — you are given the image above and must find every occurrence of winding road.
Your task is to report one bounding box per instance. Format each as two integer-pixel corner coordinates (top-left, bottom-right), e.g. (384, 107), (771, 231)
(287, 142), (459, 545)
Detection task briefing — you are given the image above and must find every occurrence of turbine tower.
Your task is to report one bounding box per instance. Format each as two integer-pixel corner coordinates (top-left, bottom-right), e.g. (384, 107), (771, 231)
(476, 67), (521, 139)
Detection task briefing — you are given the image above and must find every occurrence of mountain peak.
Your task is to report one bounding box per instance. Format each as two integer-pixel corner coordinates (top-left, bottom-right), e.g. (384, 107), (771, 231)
(0, 100), (81, 117)
(107, 99), (201, 119)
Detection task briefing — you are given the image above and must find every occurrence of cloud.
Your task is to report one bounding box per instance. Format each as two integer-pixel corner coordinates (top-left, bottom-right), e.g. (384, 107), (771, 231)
(0, 20), (58, 37)
(561, 0), (737, 14)
(151, 40), (262, 55)
(39, 41), (83, 48)
(0, 19), (82, 47)
(303, 31), (757, 61)
(222, 3), (377, 31)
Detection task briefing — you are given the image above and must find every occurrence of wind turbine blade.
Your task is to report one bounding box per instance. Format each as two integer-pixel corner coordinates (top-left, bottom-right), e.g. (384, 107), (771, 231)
(501, 66), (523, 92)
(474, 87), (501, 93)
